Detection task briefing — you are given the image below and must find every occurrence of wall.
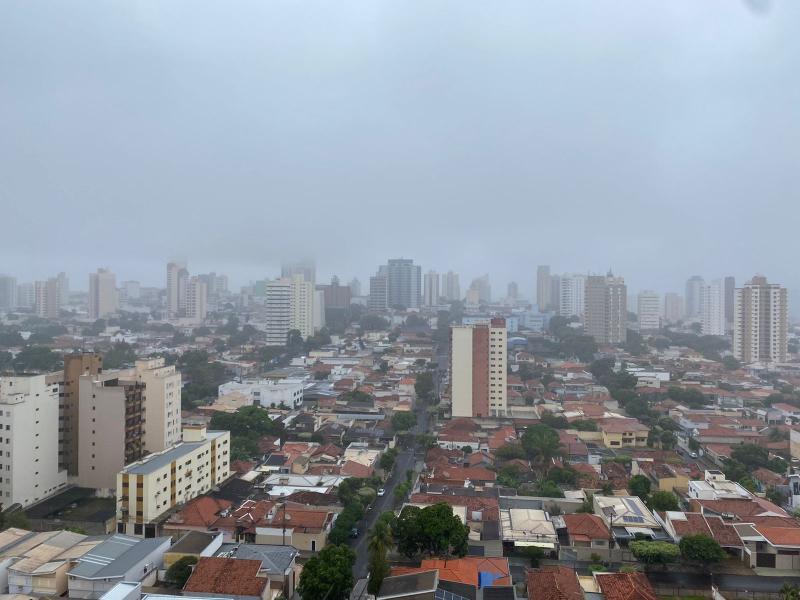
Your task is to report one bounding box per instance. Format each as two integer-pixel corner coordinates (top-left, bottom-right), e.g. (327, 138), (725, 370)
(77, 375), (126, 493)
(450, 328), (474, 418)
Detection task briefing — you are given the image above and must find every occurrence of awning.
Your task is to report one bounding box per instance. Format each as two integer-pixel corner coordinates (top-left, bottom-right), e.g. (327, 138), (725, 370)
(514, 541), (556, 549)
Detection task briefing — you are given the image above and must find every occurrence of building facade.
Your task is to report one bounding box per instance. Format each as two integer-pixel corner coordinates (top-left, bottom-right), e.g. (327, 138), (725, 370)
(685, 275), (705, 319)
(0, 275), (17, 310)
(637, 291), (661, 331)
(442, 271), (460, 302)
(423, 271), (439, 307)
(34, 278), (60, 319)
(368, 270), (388, 311)
(663, 292), (684, 324)
(264, 275), (315, 346)
(558, 274), (585, 318)
(62, 353), (104, 475)
(450, 318), (507, 418)
(88, 268), (118, 319)
(733, 276), (788, 364)
(536, 265), (551, 311)
(701, 279), (726, 336)
(185, 276), (208, 322)
(386, 259), (422, 309)
(584, 274), (627, 345)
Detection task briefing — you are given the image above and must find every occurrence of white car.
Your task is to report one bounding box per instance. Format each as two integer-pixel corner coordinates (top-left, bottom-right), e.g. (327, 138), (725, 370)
(377, 488), (386, 496)
(690, 452), (699, 459)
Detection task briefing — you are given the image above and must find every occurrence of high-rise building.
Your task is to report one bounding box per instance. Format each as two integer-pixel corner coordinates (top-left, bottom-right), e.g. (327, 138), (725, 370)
(386, 259), (422, 309)
(585, 273), (627, 345)
(469, 275), (491, 304)
(536, 266), (551, 311)
(264, 275), (315, 346)
(62, 352), (104, 476)
(56, 272), (69, 307)
(558, 274), (586, 318)
(442, 271), (461, 302)
(424, 271), (440, 307)
(685, 276), (705, 318)
(507, 281), (519, 301)
(701, 279), (726, 336)
(185, 276), (208, 322)
(368, 269), (388, 311)
(0, 275), (17, 310)
(88, 268), (118, 319)
(0, 374), (68, 507)
(133, 358), (182, 454)
(16, 282), (34, 309)
(119, 280), (141, 303)
(663, 293), (684, 324)
(166, 261), (188, 318)
(317, 276), (352, 310)
(313, 289), (326, 331)
(349, 277), (362, 298)
(450, 318), (507, 418)
(198, 272), (229, 299)
(733, 276), (788, 364)
(549, 274), (561, 313)
(281, 259), (316, 285)
(637, 291), (661, 331)
(34, 278), (60, 319)
(724, 276), (735, 331)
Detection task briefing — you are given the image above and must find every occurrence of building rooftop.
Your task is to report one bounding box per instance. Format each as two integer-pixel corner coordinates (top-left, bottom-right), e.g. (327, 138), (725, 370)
(69, 535), (170, 580)
(183, 557), (266, 598)
(168, 531), (220, 555)
(121, 431), (227, 474)
(378, 571), (439, 600)
(216, 543), (298, 574)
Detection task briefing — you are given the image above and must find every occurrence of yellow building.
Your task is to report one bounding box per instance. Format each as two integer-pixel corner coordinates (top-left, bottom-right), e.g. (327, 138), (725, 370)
(599, 419), (649, 448)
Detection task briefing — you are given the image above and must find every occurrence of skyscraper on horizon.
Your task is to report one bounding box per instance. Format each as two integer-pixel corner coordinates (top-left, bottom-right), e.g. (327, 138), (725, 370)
(685, 275), (705, 319)
(637, 290), (661, 331)
(281, 259), (316, 285)
(724, 276), (735, 332)
(423, 271), (440, 307)
(386, 258), (422, 309)
(450, 318), (507, 418)
(88, 268), (118, 319)
(166, 261), (188, 318)
(558, 274), (586, 318)
(536, 265), (551, 311)
(585, 273), (627, 345)
(733, 276), (788, 364)
(663, 292), (684, 324)
(442, 271), (461, 302)
(701, 279), (726, 336)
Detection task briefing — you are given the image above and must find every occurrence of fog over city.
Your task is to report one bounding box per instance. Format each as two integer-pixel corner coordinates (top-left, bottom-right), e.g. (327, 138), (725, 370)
(2, 1), (799, 295)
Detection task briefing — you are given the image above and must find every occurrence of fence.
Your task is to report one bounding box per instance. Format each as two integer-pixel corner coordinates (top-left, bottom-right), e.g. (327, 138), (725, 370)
(652, 586), (782, 600)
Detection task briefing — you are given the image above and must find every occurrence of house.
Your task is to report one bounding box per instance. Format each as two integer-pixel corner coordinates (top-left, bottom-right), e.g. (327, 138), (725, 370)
(656, 511), (742, 556)
(526, 566), (582, 600)
(253, 505), (334, 552)
(68, 535), (171, 599)
(631, 459), (689, 492)
(688, 470), (753, 501)
(377, 570), (439, 600)
(499, 509), (558, 553)
(163, 531), (223, 568)
(739, 524), (800, 570)
(592, 496), (670, 546)
(163, 496), (233, 539)
(594, 572), (657, 600)
(183, 557), (267, 600)
(215, 543), (299, 598)
(559, 513), (610, 548)
(390, 558), (513, 600)
(599, 419), (648, 448)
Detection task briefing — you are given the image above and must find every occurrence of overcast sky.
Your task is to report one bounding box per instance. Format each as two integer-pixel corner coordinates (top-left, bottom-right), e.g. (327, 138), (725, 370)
(1, 0), (798, 299)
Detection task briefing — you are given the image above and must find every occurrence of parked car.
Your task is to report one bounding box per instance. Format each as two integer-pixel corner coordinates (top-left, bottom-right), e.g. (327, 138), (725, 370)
(690, 452), (699, 459)
(377, 488), (386, 496)
(350, 527), (359, 538)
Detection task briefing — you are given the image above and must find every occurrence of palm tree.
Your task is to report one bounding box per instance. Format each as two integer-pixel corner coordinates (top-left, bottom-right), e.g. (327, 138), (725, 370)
(780, 583), (798, 600)
(367, 521), (394, 594)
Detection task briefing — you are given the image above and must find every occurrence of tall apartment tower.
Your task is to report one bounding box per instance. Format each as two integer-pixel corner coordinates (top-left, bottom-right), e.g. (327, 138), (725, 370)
(469, 275), (492, 304)
(442, 271), (461, 302)
(166, 261), (189, 318)
(585, 273), (627, 345)
(0, 374), (68, 507)
(349, 277), (362, 298)
(663, 293), (684, 324)
(62, 353), (103, 476)
(133, 358), (182, 454)
(34, 278), (60, 319)
(281, 259), (316, 285)
(637, 291), (661, 331)
(507, 282), (519, 301)
(423, 271), (440, 307)
(387, 259), (422, 309)
(88, 268), (118, 319)
(733, 276), (788, 364)
(368, 269), (388, 311)
(549, 274), (561, 313)
(536, 266), (552, 311)
(558, 274), (586, 318)
(724, 276), (736, 331)
(16, 283), (34, 309)
(56, 272), (69, 307)
(450, 318), (507, 418)
(0, 275), (17, 310)
(701, 279), (726, 336)
(185, 276), (208, 322)
(265, 275), (315, 346)
(685, 275), (705, 319)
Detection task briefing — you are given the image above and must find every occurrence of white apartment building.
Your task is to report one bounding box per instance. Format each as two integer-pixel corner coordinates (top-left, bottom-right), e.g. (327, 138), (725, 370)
(116, 426), (230, 537)
(0, 375), (68, 507)
(733, 276), (788, 364)
(701, 279), (726, 336)
(134, 358), (182, 454)
(185, 276), (207, 323)
(637, 290), (661, 331)
(663, 292), (684, 324)
(265, 275), (315, 346)
(34, 278), (59, 319)
(423, 271), (440, 307)
(218, 378), (305, 408)
(166, 261), (188, 318)
(442, 271), (460, 302)
(450, 318), (507, 418)
(88, 268), (118, 319)
(558, 274), (585, 318)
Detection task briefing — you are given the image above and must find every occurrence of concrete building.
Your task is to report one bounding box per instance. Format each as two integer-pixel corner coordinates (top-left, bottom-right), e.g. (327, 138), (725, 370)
(724, 276), (736, 332)
(368, 269), (388, 311)
(34, 278), (60, 319)
(313, 289), (326, 331)
(219, 379), (304, 408)
(0, 275), (17, 310)
(119, 281), (141, 303)
(584, 274), (627, 345)
(56, 272), (69, 308)
(134, 358), (182, 454)
(0, 375), (68, 507)
(16, 283), (34, 309)
(701, 279), (726, 336)
(62, 353), (104, 476)
(685, 275), (705, 319)
(733, 276), (788, 364)
(637, 291), (661, 331)
(558, 274), (585, 318)
(281, 259), (315, 285)
(116, 426), (231, 537)
(88, 268), (118, 320)
(507, 281), (519, 301)
(185, 276), (208, 323)
(468, 274), (491, 304)
(536, 265), (551, 311)
(316, 276), (351, 310)
(348, 277), (361, 298)
(423, 271), (439, 307)
(450, 318), (507, 418)
(663, 292), (684, 324)
(166, 261), (188, 318)
(264, 275), (315, 346)
(442, 271), (460, 302)
(386, 259), (422, 309)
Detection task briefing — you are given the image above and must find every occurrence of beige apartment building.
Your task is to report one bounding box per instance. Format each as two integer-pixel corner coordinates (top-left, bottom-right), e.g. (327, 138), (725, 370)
(585, 273), (627, 345)
(134, 358), (182, 454)
(88, 268), (118, 319)
(733, 276), (788, 364)
(450, 318), (507, 418)
(116, 426), (231, 537)
(61, 353), (103, 475)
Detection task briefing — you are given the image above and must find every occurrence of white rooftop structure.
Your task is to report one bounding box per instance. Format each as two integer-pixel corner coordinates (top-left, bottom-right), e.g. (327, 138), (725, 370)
(499, 508), (558, 548)
(688, 470), (752, 501)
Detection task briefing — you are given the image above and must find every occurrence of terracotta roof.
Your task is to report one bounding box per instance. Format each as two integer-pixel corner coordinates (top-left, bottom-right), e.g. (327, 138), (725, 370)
(183, 557), (266, 597)
(267, 506), (332, 531)
(526, 566), (582, 600)
(595, 572), (658, 600)
(563, 513), (609, 542)
(705, 516), (743, 547)
(600, 419), (649, 434)
(341, 460), (374, 478)
(167, 496), (232, 527)
(409, 493), (500, 521)
(394, 558), (510, 587)
(756, 526), (800, 547)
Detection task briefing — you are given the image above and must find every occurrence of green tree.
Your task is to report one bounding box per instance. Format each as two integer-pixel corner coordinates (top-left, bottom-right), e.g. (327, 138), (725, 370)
(533, 480), (564, 498)
(103, 342), (137, 369)
(391, 411), (417, 432)
(414, 372), (434, 402)
(521, 424), (563, 476)
(298, 545), (356, 600)
(628, 475), (652, 502)
(679, 535), (726, 564)
(780, 583), (799, 600)
(165, 555), (198, 587)
(629, 540), (680, 565)
(209, 406), (283, 460)
(722, 356), (741, 371)
(360, 315), (390, 331)
(495, 443), (526, 460)
(367, 520), (393, 594)
(648, 491), (680, 512)
(394, 503), (468, 558)
(13, 346), (61, 372)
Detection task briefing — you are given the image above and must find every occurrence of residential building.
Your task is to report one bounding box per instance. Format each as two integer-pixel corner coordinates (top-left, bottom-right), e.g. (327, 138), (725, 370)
(688, 470), (752, 501)
(134, 358), (182, 454)
(213, 543), (299, 598)
(450, 318), (507, 418)
(349, 277), (362, 298)
(313, 289), (325, 331)
(549, 273), (561, 312)
(0, 275), (17, 309)
(559, 513), (610, 548)
(469, 274), (491, 304)
(183, 557), (267, 600)
(536, 265), (552, 311)
(595, 573), (658, 600)
(507, 281), (518, 301)
(442, 271), (460, 302)
(56, 271), (69, 307)
(724, 275), (736, 331)
(34, 278), (60, 319)
(281, 259), (316, 284)
(637, 290), (661, 331)
(264, 275), (315, 346)
(116, 426), (231, 537)
(423, 271), (439, 307)
(253, 505), (335, 552)
(219, 378), (304, 408)
(368, 269), (388, 311)
(599, 419), (648, 448)
(16, 282), (34, 309)
(685, 275), (705, 318)
(593, 495), (669, 546)
(166, 261), (188, 318)
(733, 275), (788, 364)
(701, 279), (726, 336)
(558, 274), (585, 318)
(527, 566), (583, 600)
(185, 276), (208, 322)
(387, 258), (422, 309)
(62, 352), (104, 476)
(163, 531), (223, 568)
(88, 268), (118, 319)
(585, 273), (627, 345)
(0, 375), (68, 507)
(316, 276), (351, 310)
(119, 280), (141, 302)
(499, 508), (558, 551)
(663, 292), (683, 324)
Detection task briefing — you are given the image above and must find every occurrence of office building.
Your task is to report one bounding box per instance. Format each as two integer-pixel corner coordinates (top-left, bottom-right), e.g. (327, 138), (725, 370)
(442, 271), (460, 302)
(34, 278), (60, 319)
(558, 274), (586, 318)
(701, 279), (726, 336)
(733, 276), (788, 364)
(0, 275), (17, 310)
(62, 353), (104, 476)
(0, 374), (68, 507)
(507, 281), (519, 301)
(16, 283), (34, 309)
(116, 426), (230, 537)
(264, 275), (315, 346)
(724, 276), (735, 331)
(584, 273), (627, 345)
(166, 261), (188, 318)
(469, 275), (491, 304)
(349, 277), (362, 298)
(281, 259), (315, 284)
(685, 275), (705, 318)
(316, 276), (351, 310)
(536, 265), (551, 311)
(423, 271), (440, 307)
(88, 268), (118, 320)
(386, 259), (422, 309)
(185, 276), (208, 322)
(663, 293), (684, 324)
(450, 318), (507, 418)
(368, 269), (389, 311)
(637, 291), (661, 331)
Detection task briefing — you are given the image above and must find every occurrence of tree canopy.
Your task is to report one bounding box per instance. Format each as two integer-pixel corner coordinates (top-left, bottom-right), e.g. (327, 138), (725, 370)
(679, 535), (726, 564)
(648, 491), (680, 512)
(394, 503), (468, 558)
(297, 545), (356, 600)
(521, 424), (563, 474)
(391, 411), (417, 432)
(630, 540), (680, 564)
(209, 406), (283, 460)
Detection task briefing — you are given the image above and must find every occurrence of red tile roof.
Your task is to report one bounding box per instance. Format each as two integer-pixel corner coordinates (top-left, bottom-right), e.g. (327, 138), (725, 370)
(756, 526), (800, 547)
(595, 572), (658, 600)
(341, 460), (374, 478)
(167, 496), (232, 528)
(409, 493), (500, 521)
(183, 557), (266, 597)
(394, 558), (510, 587)
(563, 513), (609, 542)
(526, 566), (582, 600)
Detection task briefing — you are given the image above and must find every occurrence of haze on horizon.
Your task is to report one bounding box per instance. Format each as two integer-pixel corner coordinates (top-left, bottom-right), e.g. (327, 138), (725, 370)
(1, 1), (799, 297)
